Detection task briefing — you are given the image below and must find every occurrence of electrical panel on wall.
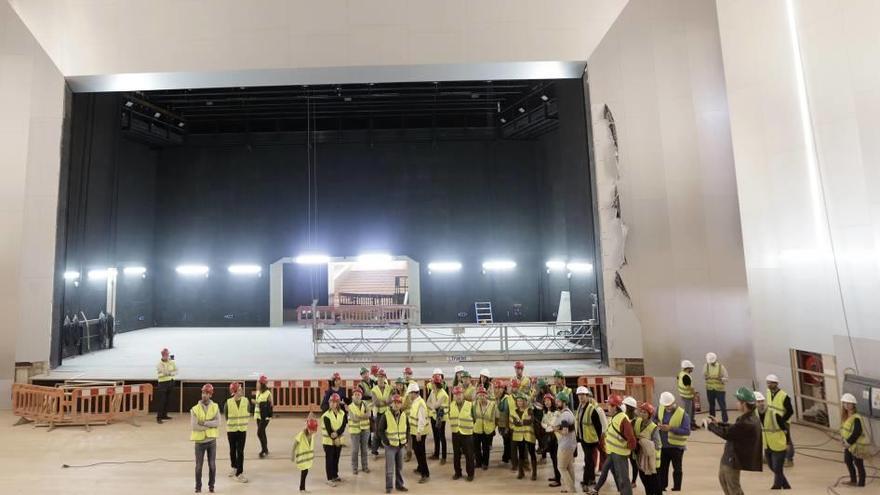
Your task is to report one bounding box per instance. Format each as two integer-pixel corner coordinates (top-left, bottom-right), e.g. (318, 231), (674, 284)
(843, 373), (880, 419)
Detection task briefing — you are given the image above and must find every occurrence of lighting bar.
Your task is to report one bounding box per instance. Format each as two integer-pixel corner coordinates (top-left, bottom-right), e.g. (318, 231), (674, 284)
(427, 261), (462, 273)
(123, 266), (147, 276)
(545, 260), (566, 272)
(176, 264), (209, 276)
(295, 253), (330, 265)
(482, 260), (516, 271)
(567, 261), (593, 273)
(63, 270), (80, 281)
(87, 268), (113, 280)
(228, 264), (262, 275)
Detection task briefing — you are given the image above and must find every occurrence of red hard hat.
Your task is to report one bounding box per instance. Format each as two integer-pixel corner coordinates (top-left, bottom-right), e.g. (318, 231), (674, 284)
(391, 394), (403, 403)
(452, 386), (464, 395)
(510, 379), (520, 389)
(377, 368), (387, 377)
(307, 418), (319, 432)
(229, 382), (241, 394)
(639, 402), (656, 417)
(514, 360), (525, 369)
(476, 386), (488, 396)
(543, 393), (554, 402)
(351, 386), (363, 396)
(259, 375), (268, 384)
(607, 394), (623, 407)
(404, 367), (413, 374)
(201, 383), (214, 394)
(330, 393), (341, 402)
(332, 372), (341, 380)
(370, 364), (380, 374)
(161, 348), (169, 356)
(493, 379), (505, 388)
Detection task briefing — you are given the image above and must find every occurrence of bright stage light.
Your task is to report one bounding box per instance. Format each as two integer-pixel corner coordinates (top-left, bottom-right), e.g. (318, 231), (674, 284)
(228, 264), (262, 275)
(87, 268), (112, 280)
(428, 261), (462, 273)
(567, 261), (593, 273)
(482, 260), (516, 272)
(295, 253), (330, 265)
(63, 270), (80, 281)
(545, 260), (566, 272)
(123, 266), (147, 276)
(176, 264), (209, 276)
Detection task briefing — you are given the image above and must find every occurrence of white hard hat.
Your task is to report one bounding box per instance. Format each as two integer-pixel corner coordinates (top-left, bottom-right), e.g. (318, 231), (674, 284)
(454, 365), (464, 373)
(432, 368), (443, 375)
(407, 383), (420, 394)
(479, 368), (491, 378)
(659, 392), (675, 407)
(841, 393), (857, 404)
(754, 391), (765, 402)
(681, 360), (694, 369)
(706, 352), (717, 364)
(766, 374), (779, 383)
(622, 396), (638, 409)
(576, 386), (592, 395)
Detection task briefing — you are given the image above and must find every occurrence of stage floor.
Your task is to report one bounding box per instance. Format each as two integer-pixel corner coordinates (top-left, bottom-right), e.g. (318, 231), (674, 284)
(36, 326), (615, 382)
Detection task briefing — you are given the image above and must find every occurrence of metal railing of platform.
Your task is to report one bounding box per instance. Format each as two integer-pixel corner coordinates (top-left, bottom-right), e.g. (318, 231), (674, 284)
(312, 320), (601, 363)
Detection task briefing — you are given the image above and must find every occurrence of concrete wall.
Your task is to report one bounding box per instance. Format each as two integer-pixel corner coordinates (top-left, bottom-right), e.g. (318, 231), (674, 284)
(587, 0), (754, 396)
(716, 0), (880, 426)
(0, 1), (65, 406)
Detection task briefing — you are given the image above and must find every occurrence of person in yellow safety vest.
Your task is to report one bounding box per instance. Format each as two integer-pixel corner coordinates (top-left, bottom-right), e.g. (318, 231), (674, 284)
(756, 389), (790, 489)
(408, 382), (430, 483)
(191, 383), (220, 494)
(321, 393), (347, 487)
(840, 393), (870, 487)
(575, 386), (604, 490)
(378, 394), (409, 494)
(495, 379), (513, 467)
(427, 370), (449, 464)
(348, 386), (372, 475)
(704, 352), (730, 423)
(505, 378), (530, 472)
(252, 374), (273, 458)
(403, 367), (417, 387)
(292, 418), (318, 493)
(655, 391), (691, 492)
(633, 402), (662, 495)
(513, 361), (530, 395)
(589, 395), (638, 495)
(551, 370), (573, 409)
(224, 382), (250, 483)
(449, 385), (476, 481)
(371, 368), (392, 456)
(156, 347), (177, 423)
(473, 386), (496, 470)
(478, 369), (494, 399)
(460, 371), (476, 402)
(765, 374), (795, 467)
(511, 392), (538, 481)
(677, 360), (698, 430)
(393, 377), (412, 462)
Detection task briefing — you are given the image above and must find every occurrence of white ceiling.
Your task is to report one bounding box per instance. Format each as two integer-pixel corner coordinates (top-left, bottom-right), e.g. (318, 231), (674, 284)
(9, 0), (628, 91)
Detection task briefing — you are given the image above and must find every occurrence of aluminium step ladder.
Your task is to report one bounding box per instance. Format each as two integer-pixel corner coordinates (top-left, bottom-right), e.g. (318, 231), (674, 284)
(474, 301), (494, 324)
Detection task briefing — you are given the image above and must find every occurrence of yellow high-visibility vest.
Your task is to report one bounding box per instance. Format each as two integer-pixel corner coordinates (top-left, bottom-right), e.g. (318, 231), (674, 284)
(677, 371), (694, 399)
(578, 403), (600, 443)
(348, 401), (371, 434)
(427, 387), (450, 420)
(510, 407), (535, 443)
(157, 360), (176, 382)
(292, 430), (315, 470)
(225, 397), (250, 432)
(408, 396), (430, 436)
(840, 413), (871, 459)
(254, 389), (272, 420)
(463, 384), (476, 402)
(605, 412), (631, 456)
(705, 363), (725, 391)
(321, 408), (345, 446)
(384, 410), (408, 446)
(449, 400), (474, 436)
(190, 402), (219, 442)
(634, 417), (661, 464)
(762, 409), (787, 452)
(766, 389), (790, 426)
(658, 405), (689, 447)
(372, 385), (392, 415)
(474, 400), (496, 434)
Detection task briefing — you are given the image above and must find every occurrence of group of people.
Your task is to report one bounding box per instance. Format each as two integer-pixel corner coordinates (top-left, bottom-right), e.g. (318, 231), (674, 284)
(157, 349), (873, 494)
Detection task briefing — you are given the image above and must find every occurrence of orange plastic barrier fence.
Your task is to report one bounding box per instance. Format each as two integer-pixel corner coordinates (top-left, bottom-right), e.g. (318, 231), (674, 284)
(268, 380), (327, 413)
(12, 383), (153, 431)
(577, 376), (655, 410)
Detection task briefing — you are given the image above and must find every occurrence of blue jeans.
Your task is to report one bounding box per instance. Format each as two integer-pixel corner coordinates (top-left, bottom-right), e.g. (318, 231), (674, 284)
(351, 431), (370, 471)
(766, 449), (790, 488)
(706, 390), (728, 423)
(384, 445), (405, 490)
(681, 398), (697, 426)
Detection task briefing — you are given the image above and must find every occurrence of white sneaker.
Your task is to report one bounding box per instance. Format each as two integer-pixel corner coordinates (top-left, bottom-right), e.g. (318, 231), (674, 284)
(236, 474), (248, 483)
(326, 480), (337, 487)
(228, 469), (235, 478)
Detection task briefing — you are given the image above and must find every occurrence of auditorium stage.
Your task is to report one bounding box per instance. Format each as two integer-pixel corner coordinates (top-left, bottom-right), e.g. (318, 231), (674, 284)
(35, 325), (615, 382)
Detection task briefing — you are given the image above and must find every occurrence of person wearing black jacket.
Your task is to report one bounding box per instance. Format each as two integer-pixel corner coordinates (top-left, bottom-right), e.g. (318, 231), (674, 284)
(707, 387), (762, 495)
(766, 376), (796, 467)
(321, 372), (348, 412)
(321, 393), (348, 486)
(576, 386), (604, 490)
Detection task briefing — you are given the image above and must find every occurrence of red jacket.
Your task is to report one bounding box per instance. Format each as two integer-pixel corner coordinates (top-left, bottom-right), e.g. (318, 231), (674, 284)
(619, 415), (638, 450)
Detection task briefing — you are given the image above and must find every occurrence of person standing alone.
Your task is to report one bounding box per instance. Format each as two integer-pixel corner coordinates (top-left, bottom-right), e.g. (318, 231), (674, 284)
(156, 348), (177, 423)
(252, 375), (273, 458)
(703, 353), (729, 424)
